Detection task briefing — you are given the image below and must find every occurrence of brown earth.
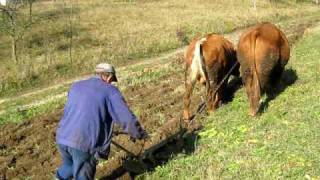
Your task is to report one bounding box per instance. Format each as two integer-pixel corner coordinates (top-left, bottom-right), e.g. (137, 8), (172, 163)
(0, 52), (205, 180)
(0, 17), (318, 180)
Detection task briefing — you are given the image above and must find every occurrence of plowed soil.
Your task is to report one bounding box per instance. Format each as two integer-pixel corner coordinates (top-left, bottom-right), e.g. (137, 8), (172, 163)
(0, 52), (205, 180)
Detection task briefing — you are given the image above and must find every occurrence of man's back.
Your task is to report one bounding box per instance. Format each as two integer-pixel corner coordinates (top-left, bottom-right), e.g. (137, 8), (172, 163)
(56, 76), (129, 156)
(55, 64), (146, 180)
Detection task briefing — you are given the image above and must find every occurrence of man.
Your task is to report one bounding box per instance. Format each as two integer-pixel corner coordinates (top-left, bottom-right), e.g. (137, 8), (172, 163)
(56, 63), (147, 180)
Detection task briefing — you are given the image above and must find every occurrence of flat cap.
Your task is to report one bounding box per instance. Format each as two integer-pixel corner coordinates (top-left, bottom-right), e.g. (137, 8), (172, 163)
(95, 63), (118, 82)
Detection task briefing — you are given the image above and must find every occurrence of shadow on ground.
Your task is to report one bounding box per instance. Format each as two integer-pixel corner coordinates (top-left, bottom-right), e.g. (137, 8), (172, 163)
(222, 76), (243, 103)
(99, 131), (200, 180)
(259, 68), (298, 113)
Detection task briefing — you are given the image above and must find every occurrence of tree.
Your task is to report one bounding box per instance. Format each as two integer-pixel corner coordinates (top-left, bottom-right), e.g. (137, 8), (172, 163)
(64, 0), (78, 65)
(0, 0), (29, 63)
(68, 0), (73, 64)
(25, 0), (35, 23)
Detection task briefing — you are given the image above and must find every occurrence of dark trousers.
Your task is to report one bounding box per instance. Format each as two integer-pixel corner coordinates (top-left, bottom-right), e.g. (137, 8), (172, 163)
(56, 144), (97, 180)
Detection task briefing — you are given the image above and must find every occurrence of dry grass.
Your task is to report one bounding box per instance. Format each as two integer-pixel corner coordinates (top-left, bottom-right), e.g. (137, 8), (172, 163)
(0, 0), (319, 96)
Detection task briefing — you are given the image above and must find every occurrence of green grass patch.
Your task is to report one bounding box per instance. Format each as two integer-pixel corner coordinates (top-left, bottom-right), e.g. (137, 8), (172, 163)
(0, 85), (69, 112)
(0, 96), (66, 125)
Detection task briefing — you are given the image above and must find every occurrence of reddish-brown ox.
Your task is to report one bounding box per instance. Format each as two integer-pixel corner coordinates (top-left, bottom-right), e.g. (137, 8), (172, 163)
(183, 34), (239, 120)
(237, 22), (290, 116)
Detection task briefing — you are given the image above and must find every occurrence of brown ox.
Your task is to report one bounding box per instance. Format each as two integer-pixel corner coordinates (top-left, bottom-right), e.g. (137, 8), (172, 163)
(237, 22), (290, 116)
(183, 34), (239, 121)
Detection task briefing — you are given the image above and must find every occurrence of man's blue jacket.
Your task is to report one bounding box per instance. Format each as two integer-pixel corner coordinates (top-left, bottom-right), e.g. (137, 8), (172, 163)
(56, 76), (143, 159)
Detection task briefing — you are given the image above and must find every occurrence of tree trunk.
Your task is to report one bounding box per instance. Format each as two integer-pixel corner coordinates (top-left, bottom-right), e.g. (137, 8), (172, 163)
(69, 1), (73, 64)
(69, 31), (73, 64)
(11, 36), (18, 63)
(9, 12), (18, 63)
(29, 2), (32, 23)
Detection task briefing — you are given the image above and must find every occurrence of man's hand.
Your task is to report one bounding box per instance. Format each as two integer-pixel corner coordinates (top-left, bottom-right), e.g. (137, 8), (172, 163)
(129, 130), (148, 142)
(139, 130), (149, 140)
(130, 136), (137, 143)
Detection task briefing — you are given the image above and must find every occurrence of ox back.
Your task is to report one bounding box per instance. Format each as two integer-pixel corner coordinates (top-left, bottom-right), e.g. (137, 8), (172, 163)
(183, 34), (239, 121)
(237, 22), (290, 116)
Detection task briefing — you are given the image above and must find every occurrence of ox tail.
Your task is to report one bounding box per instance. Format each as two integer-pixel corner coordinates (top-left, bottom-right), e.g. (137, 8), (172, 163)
(191, 37), (208, 83)
(251, 31), (261, 91)
(250, 30), (261, 115)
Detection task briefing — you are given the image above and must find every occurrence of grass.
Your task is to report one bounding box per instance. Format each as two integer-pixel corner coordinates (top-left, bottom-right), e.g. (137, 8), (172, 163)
(138, 23), (320, 179)
(0, 96), (66, 125)
(123, 61), (182, 86)
(0, 0), (319, 97)
(0, 85), (69, 111)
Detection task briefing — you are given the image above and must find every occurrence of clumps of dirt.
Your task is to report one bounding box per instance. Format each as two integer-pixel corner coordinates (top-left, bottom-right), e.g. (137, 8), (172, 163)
(97, 116), (203, 179)
(0, 110), (63, 179)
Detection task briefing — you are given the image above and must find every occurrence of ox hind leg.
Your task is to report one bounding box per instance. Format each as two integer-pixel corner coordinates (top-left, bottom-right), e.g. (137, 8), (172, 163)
(269, 40), (289, 91)
(262, 53), (284, 102)
(183, 66), (197, 121)
(265, 60), (286, 104)
(206, 65), (221, 112)
(268, 64), (284, 92)
(269, 45), (287, 90)
(242, 66), (261, 117)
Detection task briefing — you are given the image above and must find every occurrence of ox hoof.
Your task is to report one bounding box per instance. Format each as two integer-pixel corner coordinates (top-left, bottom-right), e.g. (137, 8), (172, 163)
(182, 117), (191, 124)
(183, 111), (191, 121)
(249, 110), (257, 117)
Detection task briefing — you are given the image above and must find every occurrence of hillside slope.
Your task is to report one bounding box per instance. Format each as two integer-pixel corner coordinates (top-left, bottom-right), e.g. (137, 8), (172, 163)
(0, 0), (319, 97)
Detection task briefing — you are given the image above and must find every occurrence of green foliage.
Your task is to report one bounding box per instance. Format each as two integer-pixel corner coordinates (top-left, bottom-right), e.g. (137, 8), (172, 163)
(0, 5), (29, 36)
(0, 97), (65, 125)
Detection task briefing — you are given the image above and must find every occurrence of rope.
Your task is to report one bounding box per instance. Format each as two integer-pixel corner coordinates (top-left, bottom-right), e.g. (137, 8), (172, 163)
(212, 61), (239, 100)
(189, 61), (239, 122)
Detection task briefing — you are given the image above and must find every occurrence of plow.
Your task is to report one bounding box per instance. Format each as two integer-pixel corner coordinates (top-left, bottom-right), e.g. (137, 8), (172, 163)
(96, 103), (205, 179)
